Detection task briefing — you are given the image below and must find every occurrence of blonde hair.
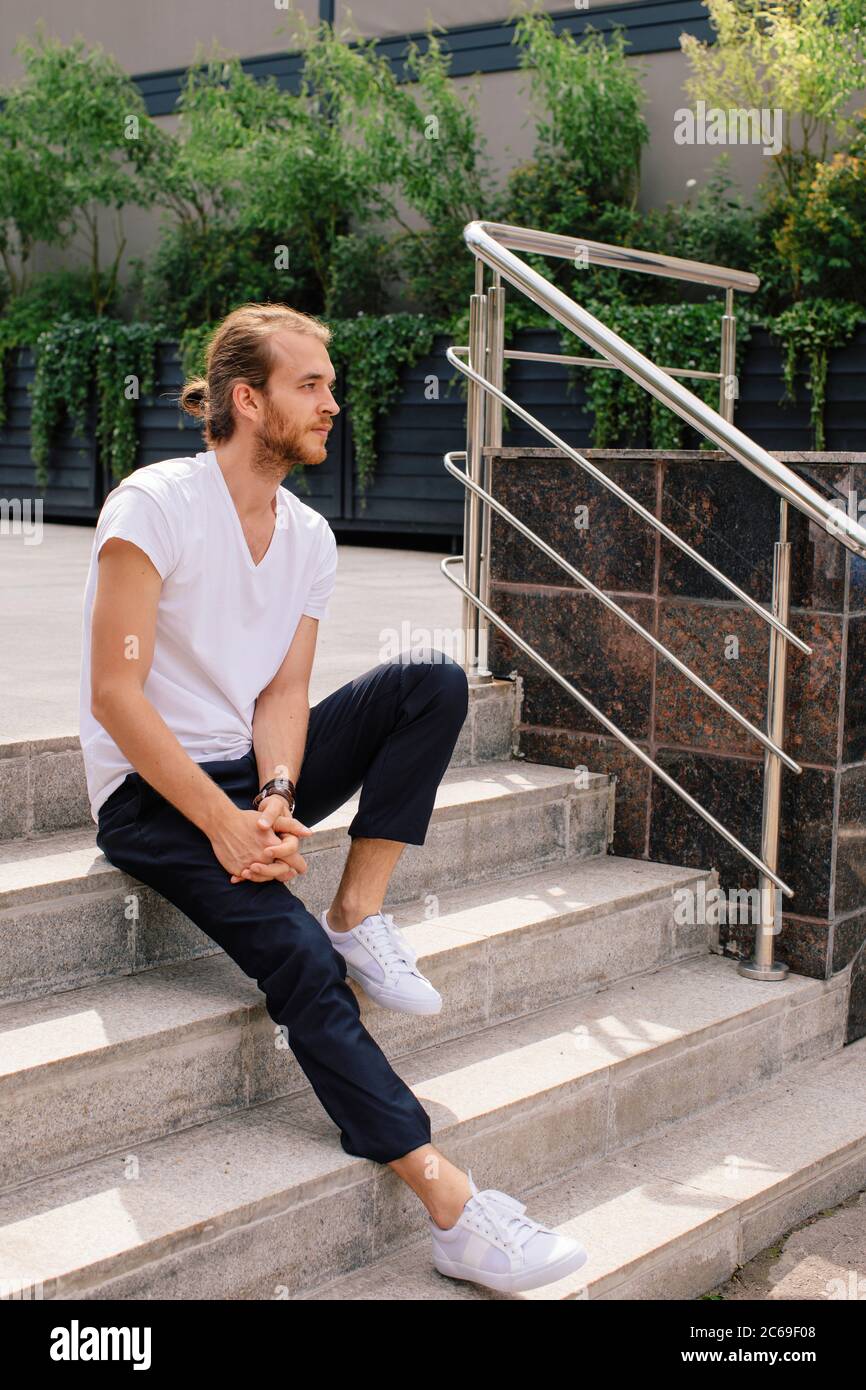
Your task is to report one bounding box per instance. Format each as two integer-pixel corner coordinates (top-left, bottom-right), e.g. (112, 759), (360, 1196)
(179, 302), (331, 444)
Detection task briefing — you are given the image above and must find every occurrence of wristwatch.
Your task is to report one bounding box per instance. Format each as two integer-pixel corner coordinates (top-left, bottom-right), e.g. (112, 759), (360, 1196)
(253, 776), (296, 812)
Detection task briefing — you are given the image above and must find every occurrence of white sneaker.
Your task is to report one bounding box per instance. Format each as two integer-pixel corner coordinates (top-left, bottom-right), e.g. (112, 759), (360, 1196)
(429, 1169), (589, 1294)
(319, 908), (442, 1015)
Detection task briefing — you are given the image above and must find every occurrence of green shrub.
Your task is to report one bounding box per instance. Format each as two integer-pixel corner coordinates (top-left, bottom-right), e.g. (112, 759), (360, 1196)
(568, 300), (753, 449)
(773, 144), (866, 305)
(130, 221), (321, 335)
(512, 13), (648, 207)
(770, 298), (864, 449)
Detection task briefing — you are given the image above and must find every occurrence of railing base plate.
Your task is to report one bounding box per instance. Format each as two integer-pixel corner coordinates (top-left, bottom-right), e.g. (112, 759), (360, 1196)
(737, 959), (790, 982)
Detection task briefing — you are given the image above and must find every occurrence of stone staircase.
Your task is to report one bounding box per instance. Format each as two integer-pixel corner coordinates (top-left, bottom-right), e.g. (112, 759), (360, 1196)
(0, 679), (864, 1301)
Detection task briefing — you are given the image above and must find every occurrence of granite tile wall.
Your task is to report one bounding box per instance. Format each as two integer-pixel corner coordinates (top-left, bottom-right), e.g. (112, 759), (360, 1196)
(486, 449), (866, 1043)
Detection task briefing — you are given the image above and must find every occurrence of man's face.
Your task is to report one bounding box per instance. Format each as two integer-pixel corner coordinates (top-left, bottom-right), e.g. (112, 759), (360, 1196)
(249, 329), (340, 480)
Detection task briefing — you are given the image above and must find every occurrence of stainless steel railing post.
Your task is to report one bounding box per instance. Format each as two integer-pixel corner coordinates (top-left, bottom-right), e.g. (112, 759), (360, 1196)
(719, 287), (737, 423)
(480, 278), (505, 673)
(739, 498), (791, 981)
(463, 289), (491, 682)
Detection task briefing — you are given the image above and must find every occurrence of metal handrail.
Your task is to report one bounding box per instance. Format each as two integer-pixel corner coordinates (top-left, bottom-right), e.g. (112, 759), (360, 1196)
(443, 449), (801, 776)
(473, 220), (761, 292)
(464, 220), (866, 560)
(444, 219), (866, 982)
(503, 348), (723, 384)
(449, 344), (812, 657)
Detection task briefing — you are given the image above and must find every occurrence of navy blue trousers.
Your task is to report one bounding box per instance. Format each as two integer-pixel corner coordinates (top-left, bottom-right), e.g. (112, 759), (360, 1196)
(95, 650), (470, 1165)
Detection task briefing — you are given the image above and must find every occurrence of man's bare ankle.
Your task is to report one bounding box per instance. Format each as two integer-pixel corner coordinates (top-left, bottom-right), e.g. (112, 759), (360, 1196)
(428, 1177), (473, 1229)
(327, 903), (366, 933)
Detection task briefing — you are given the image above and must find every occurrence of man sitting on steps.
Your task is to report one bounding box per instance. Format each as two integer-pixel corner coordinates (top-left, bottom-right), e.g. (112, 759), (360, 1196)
(79, 300), (588, 1296)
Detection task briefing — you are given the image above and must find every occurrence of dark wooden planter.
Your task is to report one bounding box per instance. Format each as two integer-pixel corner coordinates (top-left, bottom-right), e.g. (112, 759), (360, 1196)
(0, 347), (101, 517)
(2, 326), (865, 531)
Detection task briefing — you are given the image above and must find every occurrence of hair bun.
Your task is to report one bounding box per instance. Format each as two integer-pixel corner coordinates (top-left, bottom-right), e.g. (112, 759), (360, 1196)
(179, 377), (209, 418)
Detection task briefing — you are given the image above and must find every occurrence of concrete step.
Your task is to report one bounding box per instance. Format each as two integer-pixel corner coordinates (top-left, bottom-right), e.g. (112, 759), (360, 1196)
(300, 1035), (866, 1301)
(0, 855), (712, 1190)
(0, 954), (849, 1299)
(0, 757), (612, 1004)
(0, 679), (519, 840)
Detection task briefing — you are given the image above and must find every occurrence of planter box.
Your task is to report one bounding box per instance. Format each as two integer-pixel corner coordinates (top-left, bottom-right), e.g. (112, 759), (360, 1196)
(2, 326), (865, 530)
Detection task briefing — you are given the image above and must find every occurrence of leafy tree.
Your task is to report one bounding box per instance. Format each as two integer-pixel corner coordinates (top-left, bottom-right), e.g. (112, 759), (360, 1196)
(155, 49), (289, 235)
(8, 26), (169, 313)
(772, 116), (866, 303)
(239, 20), (403, 308)
(511, 10), (648, 208)
(132, 48), (324, 329)
(321, 28), (497, 318)
(681, 0), (866, 197)
(0, 91), (74, 297)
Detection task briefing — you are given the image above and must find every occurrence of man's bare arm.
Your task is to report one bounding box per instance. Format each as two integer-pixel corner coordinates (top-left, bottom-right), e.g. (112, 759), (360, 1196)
(236, 613), (322, 883)
(90, 537), (238, 833)
(251, 612), (320, 789)
(90, 537), (283, 878)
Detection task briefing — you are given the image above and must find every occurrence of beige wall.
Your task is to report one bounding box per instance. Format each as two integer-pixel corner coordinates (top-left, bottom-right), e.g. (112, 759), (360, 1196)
(454, 54), (774, 209)
(0, 0), (318, 83)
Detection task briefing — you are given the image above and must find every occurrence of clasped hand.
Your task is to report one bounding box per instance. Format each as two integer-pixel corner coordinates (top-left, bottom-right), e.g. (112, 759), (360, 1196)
(210, 794), (313, 885)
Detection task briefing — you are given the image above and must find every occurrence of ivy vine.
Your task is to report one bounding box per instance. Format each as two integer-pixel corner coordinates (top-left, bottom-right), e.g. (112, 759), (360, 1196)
(15, 299), (866, 502)
(30, 318), (161, 489)
(327, 313), (438, 505)
(560, 300), (754, 451)
(546, 295), (864, 453)
(770, 299), (864, 450)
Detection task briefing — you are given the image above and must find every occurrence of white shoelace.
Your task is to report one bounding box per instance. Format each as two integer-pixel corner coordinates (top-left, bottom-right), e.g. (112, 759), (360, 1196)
(357, 912), (422, 976)
(463, 1188), (541, 1257)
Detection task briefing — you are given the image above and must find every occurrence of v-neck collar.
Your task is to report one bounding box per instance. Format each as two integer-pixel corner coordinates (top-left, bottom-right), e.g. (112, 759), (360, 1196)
(206, 450), (283, 572)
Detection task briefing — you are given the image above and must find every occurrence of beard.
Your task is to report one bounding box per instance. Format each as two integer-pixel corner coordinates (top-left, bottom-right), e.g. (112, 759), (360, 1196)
(250, 392), (327, 482)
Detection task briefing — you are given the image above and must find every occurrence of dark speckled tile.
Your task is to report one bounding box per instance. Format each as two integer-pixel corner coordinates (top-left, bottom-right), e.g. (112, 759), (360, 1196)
(843, 615), (866, 764)
(658, 459), (850, 610)
(846, 464), (866, 613)
(835, 764), (866, 917)
(658, 460), (777, 604)
(653, 602), (842, 767)
(485, 447), (866, 1018)
(648, 750), (834, 920)
(784, 612), (844, 766)
(785, 462), (851, 611)
(649, 750), (764, 890)
(832, 907), (866, 975)
(655, 601), (768, 760)
(771, 920), (832, 979)
(488, 584), (655, 740)
(488, 453), (657, 594)
(850, 554), (866, 614)
(518, 727), (650, 859)
(832, 906), (866, 1043)
(845, 943), (866, 1043)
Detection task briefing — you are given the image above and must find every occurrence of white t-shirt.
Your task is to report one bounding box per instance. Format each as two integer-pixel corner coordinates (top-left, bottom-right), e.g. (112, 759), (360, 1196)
(78, 448), (338, 823)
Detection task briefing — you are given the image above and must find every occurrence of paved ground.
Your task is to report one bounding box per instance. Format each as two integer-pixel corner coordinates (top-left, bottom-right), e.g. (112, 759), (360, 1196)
(700, 1185), (866, 1302)
(0, 524), (464, 743)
